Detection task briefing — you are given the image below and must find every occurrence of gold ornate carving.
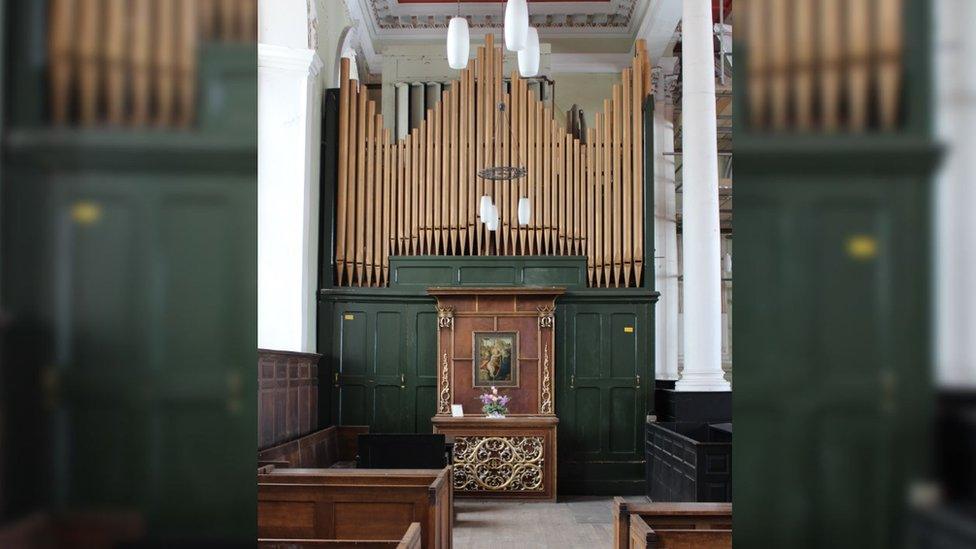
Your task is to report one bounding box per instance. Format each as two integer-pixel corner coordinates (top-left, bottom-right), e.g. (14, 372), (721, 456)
(437, 306), (455, 329)
(452, 436), (545, 492)
(537, 305), (555, 329)
(540, 344), (553, 414)
(438, 352), (451, 414)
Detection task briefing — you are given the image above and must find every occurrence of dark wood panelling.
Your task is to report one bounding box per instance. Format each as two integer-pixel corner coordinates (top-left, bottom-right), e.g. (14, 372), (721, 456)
(259, 349), (320, 449)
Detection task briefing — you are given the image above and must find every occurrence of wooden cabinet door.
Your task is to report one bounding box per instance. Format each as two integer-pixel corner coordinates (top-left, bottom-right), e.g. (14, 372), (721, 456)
(735, 173), (931, 548)
(332, 301), (438, 434)
(557, 301), (652, 494)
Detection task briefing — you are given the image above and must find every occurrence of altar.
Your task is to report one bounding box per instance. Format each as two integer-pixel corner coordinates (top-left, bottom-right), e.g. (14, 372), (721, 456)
(429, 287), (563, 501)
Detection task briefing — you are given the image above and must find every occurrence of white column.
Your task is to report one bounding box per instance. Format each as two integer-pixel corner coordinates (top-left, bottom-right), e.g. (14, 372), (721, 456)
(258, 44), (324, 353)
(654, 65), (680, 381)
(935, 0), (976, 389)
(676, 0), (729, 391)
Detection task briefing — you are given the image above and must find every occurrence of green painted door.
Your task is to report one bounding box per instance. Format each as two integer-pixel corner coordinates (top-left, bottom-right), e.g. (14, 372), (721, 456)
(557, 300), (652, 494)
(331, 301), (438, 433)
(735, 167), (932, 548)
(2, 169), (256, 538)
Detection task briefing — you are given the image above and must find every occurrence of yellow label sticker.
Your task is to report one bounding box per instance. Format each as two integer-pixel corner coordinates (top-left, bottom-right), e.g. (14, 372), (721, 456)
(344, 314), (354, 320)
(624, 326), (634, 333)
(71, 201), (102, 225)
(845, 234), (878, 260)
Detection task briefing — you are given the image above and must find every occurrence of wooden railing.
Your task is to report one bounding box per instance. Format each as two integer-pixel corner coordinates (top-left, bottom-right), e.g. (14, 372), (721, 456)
(335, 36), (652, 288)
(741, 0), (903, 132)
(47, 0), (256, 128)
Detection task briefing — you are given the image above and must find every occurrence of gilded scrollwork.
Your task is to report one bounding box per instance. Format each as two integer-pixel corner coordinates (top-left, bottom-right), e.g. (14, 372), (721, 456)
(540, 344), (553, 414)
(438, 352), (451, 414)
(451, 436), (545, 492)
(437, 306), (455, 329)
(537, 305), (555, 329)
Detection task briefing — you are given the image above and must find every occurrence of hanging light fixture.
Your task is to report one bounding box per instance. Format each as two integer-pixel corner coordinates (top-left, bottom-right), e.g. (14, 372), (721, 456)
(446, 0), (469, 69)
(504, 0), (529, 51)
(479, 195), (493, 222)
(517, 27), (540, 77)
(518, 197), (531, 226)
(486, 205), (500, 231)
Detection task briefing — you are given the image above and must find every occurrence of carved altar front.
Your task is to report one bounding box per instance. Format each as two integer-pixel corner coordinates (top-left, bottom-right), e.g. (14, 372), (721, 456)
(431, 416), (558, 501)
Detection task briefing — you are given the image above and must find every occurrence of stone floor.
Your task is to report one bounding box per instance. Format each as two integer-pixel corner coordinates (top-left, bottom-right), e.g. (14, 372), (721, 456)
(452, 496), (650, 548)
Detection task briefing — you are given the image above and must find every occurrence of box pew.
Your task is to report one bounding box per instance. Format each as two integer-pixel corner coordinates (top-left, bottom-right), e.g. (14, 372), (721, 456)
(612, 498), (731, 549)
(258, 468), (452, 549)
(629, 515), (731, 549)
(259, 425), (369, 469)
(258, 522), (422, 549)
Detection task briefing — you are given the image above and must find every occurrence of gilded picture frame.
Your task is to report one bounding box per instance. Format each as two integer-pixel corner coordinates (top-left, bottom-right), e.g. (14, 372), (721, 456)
(472, 331), (519, 388)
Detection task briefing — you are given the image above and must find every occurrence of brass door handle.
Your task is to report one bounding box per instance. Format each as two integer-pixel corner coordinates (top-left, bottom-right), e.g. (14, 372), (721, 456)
(635, 374), (641, 388)
(333, 371), (340, 387)
(570, 374), (575, 389)
(400, 373), (406, 388)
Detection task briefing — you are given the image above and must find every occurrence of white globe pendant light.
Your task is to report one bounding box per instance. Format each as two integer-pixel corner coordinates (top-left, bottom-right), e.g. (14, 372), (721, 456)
(486, 205), (500, 231)
(504, 0), (529, 51)
(517, 197), (531, 226)
(517, 27), (540, 77)
(479, 195), (493, 222)
(446, 16), (469, 69)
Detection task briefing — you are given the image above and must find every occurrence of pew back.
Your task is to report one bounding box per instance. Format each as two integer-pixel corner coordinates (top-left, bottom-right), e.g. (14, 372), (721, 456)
(258, 522), (422, 549)
(612, 498), (731, 549)
(259, 425), (369, 469)
(629, 515), (731, 549)
(258, 468), (451, 549)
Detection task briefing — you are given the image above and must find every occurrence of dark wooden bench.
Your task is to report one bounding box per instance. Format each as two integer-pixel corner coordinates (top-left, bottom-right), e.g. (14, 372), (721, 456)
(258, 468), (452, 549)
(629, 514), (731, 548)
(612, 498), (731, 549)
(258, 425), (369, 469)
(258, 522), (422, 548)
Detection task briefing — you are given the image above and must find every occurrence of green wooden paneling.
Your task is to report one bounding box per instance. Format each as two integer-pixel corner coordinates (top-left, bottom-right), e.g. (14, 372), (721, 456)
(389, 256), (588, 288)
(557, 296), (655, 495)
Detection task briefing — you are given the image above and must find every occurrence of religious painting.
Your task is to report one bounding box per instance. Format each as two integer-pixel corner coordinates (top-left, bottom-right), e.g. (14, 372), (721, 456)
(473, 331), (519, 388)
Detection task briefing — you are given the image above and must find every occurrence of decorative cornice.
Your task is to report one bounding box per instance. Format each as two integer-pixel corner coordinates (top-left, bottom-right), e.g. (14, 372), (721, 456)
(258, 44), (324, 77)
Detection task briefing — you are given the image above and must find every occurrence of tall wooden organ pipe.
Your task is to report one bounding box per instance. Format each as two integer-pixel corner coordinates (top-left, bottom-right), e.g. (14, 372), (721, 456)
(335, 36), (653, 288)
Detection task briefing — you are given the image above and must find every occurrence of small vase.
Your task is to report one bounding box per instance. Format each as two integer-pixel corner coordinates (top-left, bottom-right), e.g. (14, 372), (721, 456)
(486, 412), (506, 419)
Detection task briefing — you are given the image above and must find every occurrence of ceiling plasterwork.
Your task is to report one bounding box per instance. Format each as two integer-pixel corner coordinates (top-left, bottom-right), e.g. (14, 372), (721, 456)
(367, 0), (639, 34)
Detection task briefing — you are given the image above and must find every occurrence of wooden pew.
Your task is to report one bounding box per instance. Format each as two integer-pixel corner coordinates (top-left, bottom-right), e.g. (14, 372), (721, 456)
(258, 521), (422, 548)
(258, 468), (452, 549)
(259, 425), (369, 469)
(629, 515), (731, 549)
(612, 498), (731, 549)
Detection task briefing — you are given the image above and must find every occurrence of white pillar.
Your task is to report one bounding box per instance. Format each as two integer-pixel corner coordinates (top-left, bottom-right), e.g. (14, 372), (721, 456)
(654, 64), (680, 381)
(935, 0), (976, 389)
(258, 44), (324, 353)
(676, 0), (729, 391)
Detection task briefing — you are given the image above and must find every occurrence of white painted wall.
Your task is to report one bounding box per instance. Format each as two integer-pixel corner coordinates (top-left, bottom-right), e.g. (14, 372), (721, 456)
(258, 0), (323, 353)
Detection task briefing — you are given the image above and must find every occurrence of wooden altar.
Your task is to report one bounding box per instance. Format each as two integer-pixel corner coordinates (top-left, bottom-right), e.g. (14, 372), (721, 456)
(429, 287), (562, 500)
(432, 416), (558, 501)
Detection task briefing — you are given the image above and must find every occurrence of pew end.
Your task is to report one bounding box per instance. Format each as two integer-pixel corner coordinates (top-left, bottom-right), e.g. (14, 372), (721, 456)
(612, 499), (732, 549)
(258, 521), (422, 549)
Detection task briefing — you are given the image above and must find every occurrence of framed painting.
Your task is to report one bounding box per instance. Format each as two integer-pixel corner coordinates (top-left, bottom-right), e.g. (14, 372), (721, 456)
(472, 331), (519, 388)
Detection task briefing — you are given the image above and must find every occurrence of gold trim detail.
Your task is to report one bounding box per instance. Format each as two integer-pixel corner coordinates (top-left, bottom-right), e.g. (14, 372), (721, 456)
(452, 436), (545, 492)
(540, 344), (553, 414)
(438, 352), (451, 414)
(537, 305), (555, 328)
(437, 306), (455, 329)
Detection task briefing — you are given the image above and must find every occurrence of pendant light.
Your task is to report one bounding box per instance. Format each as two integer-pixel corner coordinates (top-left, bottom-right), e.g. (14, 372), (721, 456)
(479, 195), (493, 221)
(518, 197), (531, 226)
(517, 27), (540, 77)
(446, 1), (469, 69)
(504, 0), (529, 51)
(486, 205), (500, 232)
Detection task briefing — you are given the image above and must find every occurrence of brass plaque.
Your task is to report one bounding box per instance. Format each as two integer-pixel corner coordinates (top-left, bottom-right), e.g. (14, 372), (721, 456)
(624, 326), (634, 333)
(845, 234), (878, 260)
(343, 314), (354, 320)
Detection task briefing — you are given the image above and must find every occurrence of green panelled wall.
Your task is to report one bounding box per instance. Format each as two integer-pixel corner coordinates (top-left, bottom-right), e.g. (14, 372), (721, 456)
(734, 1), (937, 544)
(1, 3), (257, 536)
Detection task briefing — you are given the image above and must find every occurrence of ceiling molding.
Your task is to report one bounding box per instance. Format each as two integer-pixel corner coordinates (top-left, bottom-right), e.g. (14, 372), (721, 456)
(634, 0), (682, 59)
(345, 0), (383, 75)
